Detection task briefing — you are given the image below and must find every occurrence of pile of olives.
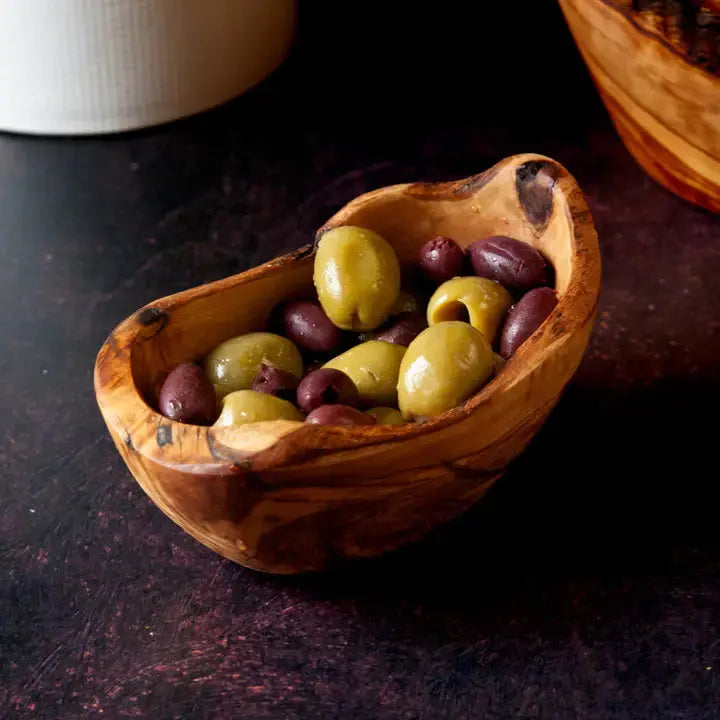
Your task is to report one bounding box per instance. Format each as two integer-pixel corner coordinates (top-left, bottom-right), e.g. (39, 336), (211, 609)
(157, 227), (557, 428)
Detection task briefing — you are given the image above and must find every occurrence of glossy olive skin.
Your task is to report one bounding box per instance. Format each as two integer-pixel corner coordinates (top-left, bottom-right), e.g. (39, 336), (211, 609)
(281, 300), (341, 354)
(205, 332), (303, 399)
(427, 276), (513, 345)
(305, 404), (376, 426)
(313, 225), (401, 331)
(214, 390), (303, 428)
(158, 363), (216, 425)
(324, 340), (406, 407)
(296, 368), (360, 413)
(468, 236), (550, 293)
(398, 321), (494, 420)
(418, 236), (465, 285)
(367, 406), (404, 425)
(375, 312), (427, 347)
(251, 362), (300, 402)
(500, 287), (558, 359)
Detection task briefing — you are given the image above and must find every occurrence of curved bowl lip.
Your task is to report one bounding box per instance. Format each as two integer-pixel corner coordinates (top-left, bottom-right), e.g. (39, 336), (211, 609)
(574, 0), (720, 82)
(94, 152), (601, 473)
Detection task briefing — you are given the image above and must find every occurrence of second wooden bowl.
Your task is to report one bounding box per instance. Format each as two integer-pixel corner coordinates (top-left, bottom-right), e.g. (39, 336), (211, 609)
(558, 0), (720, 213)
(94, 153), (601, 574)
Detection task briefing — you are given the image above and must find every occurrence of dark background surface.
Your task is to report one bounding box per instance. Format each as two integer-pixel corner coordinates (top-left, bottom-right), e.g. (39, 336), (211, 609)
(2, 1), (720, 718)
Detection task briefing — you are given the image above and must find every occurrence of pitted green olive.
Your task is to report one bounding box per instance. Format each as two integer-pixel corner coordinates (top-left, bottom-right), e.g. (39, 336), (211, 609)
(205, 333), (302, 399)
(427, 276), (512, 345)
(324, 340), (406, 407)
(214, 390), (303, 427)
(398, 321), (494, 420)
(313, 226), (401, 331)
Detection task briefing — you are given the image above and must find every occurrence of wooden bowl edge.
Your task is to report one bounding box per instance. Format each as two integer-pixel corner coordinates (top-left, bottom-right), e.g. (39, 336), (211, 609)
(93, 153), (601, 477)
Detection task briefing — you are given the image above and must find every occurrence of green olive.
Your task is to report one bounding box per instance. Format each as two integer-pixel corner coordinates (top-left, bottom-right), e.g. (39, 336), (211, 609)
(324, 340), (406, 407)
(213, 390), (303, 428)
(213, 383), (225, 403)
(398, 321), (494, 420)
(367, 406), (404, 425)
(427, 276), (513, 345)
(314, 226), (401, 331)
(205, 333), (302, 399)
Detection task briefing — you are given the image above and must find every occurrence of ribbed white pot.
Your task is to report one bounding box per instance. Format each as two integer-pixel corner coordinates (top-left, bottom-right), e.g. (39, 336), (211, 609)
(0, 0), (296, 135)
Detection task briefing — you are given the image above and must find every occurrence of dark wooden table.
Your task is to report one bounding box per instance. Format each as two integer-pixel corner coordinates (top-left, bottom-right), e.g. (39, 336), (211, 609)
(2, 2), (720, 718)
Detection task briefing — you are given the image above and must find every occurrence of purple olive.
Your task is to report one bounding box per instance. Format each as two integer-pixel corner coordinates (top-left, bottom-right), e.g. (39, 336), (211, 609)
(375, 312), (427, 346)
(251, 362), (300, 402)
(158, 363), (216, 425)
(281, 300), (342, 354)
(418, 236), (465, 285)
(468, 236), (551, 293)
(500, 287), (558, 359)
(296, 368), (360, 413)
(305, 405), (376, 426)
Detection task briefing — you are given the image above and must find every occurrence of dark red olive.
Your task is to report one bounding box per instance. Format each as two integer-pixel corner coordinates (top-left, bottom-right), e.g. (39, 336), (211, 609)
(251, 362), (300, 402)
(375, 312), (427, 346)
(468, 236), (550, 293)
(281, 300), (341, 354)
(500, 287), (558, 359)
(158, 363), (216, 425)
(296, 368), (360, 413)
(418, 236), (465, 285)
(305, 405), (376, 426)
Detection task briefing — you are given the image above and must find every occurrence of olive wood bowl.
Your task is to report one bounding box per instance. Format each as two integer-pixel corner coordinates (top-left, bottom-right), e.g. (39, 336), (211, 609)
(558, 0), (720, 213)
(94, 153), (601, 574)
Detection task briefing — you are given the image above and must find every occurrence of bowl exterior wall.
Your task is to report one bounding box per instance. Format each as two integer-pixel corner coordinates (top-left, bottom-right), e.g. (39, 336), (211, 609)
(100, 317), (593, 574)
(95, 152), (601, 574)
(0, 0), (297, 135)
(559, 0), (720, 213)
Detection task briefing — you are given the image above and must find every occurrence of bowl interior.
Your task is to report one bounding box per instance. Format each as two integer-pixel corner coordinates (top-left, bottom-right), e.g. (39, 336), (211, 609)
(92, 154), (599, 571)
(129, 159), (578, 411)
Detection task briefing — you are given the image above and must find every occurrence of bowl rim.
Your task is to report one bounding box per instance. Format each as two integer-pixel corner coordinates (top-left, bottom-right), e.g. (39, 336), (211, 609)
(94, 152), (601, 473)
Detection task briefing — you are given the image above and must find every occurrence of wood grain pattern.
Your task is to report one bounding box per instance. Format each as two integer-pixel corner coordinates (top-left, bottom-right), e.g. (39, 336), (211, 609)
(558, 0), (720, 213)
(94, 154), (601, 574)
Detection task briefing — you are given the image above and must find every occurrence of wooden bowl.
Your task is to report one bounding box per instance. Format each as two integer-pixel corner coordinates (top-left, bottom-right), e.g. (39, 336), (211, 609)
(94, 153), (601, 574)
(558, 0), (720, 213)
